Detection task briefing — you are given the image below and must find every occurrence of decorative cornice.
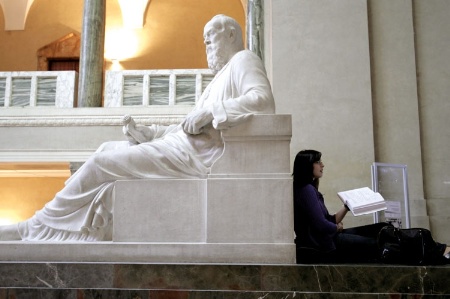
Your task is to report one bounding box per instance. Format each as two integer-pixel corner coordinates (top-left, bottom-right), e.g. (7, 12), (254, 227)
(0, 150), (94, 162)
(0, 116), (184, 127)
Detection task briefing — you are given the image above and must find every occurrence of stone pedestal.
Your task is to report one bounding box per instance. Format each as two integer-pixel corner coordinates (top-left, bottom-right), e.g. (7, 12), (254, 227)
(114, 179), (207, 243)
(111, 176), (293, 263)
(113, 114), (295, 264)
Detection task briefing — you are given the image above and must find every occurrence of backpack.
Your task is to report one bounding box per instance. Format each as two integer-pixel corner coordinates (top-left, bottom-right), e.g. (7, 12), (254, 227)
(377, 226), (445, 265)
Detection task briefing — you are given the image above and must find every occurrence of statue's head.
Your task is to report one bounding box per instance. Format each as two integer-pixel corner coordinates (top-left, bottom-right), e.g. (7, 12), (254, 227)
(203, 14), (244, 74)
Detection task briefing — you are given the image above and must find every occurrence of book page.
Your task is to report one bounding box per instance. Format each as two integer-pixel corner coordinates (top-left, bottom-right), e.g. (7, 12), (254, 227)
(351, 201), (387, 216)
(337, 187), (383, 209)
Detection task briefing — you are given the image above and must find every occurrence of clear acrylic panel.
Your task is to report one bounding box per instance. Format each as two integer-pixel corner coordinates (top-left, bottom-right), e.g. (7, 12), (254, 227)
(371, 163), (410, 228)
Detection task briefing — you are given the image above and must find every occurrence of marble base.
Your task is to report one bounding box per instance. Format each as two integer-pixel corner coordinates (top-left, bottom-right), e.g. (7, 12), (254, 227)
(109, 114), (294, 264)
(0, 242), (295, 263)
(0, 262), (448, 298)
(114, 176), (293, 245)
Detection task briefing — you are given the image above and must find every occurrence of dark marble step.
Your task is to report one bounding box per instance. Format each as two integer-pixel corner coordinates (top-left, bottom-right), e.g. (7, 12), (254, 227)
(0, 262), (448, 298)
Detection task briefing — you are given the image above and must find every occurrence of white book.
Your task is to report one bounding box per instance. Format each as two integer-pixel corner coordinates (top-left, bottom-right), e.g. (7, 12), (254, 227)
(337, 187), (387, 216)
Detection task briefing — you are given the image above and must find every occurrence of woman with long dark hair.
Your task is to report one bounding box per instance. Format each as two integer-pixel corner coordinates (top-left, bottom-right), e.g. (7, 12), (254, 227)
(293, 149), (450, 264)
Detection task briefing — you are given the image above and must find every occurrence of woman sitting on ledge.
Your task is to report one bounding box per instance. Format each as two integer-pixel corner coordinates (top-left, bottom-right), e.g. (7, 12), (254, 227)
(293, 149), (450, 264)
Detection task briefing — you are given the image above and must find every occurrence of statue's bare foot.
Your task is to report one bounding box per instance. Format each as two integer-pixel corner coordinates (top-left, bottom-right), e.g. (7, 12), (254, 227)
(0, 224), (21, 241)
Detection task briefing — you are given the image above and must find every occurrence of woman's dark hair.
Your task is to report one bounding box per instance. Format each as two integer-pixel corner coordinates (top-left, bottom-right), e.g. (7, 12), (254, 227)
(292, 149), (322, 189)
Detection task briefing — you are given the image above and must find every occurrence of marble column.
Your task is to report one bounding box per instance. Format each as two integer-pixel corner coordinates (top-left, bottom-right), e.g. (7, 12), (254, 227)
(77, 0), (106, 107)
(247, 0), (264, 62)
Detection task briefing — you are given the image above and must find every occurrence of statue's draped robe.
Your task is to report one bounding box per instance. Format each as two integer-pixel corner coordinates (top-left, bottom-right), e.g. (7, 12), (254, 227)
(19, 50), (275, 241)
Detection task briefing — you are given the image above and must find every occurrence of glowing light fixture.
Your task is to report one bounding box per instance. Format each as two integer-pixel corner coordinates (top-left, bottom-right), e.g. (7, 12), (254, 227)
(110, 59), (122, 71)
(118, 0), (150, 29)
(104, 28), (140, 61)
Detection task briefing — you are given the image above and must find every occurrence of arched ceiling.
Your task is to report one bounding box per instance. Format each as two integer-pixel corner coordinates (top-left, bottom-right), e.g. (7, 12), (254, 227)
(0, 0), (35, 30)
(0, 0), (247, 31)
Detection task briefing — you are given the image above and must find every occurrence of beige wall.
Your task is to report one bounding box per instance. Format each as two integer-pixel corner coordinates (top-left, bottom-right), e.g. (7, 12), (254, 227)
(0, 0), (245, 71)
(272, 0), (375, 228)
(0, 0), (83, 71)
(270, 0), (449, 242)
(368, 0), (429, 228)
(0, 177), (67, 222)
(104, 0), (245, 70)
(413, 0), (450, 243)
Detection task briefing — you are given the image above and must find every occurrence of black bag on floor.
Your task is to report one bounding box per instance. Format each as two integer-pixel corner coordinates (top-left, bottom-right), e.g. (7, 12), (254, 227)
(377, 226), (444, 265)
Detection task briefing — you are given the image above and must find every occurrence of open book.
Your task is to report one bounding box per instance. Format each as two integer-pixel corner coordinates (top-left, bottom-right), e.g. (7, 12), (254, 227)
(337, 187), (387, 216)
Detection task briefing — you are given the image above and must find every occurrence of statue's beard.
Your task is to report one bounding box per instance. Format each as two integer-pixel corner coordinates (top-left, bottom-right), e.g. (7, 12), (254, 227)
(206, 47), (228, 75)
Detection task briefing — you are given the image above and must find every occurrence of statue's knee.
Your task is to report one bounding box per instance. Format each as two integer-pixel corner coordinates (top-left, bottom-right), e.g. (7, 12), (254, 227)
(96, 141), (131, 153)
(96, 142), (111, 153)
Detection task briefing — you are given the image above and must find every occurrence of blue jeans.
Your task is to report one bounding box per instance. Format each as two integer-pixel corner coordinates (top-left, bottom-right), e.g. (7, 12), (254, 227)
(333, 222), (391, 263)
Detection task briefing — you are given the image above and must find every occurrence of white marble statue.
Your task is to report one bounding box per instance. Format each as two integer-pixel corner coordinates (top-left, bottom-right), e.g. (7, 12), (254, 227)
(0, 14), (275, 241)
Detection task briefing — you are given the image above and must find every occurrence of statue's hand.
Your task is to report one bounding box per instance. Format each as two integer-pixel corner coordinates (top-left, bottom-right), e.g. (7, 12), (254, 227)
(182, 108), (214, 135)
(122, 115), (154, 144)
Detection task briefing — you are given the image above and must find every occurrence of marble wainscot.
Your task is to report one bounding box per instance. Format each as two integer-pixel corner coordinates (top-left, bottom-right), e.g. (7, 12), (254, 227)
(0, 114), (295, 264)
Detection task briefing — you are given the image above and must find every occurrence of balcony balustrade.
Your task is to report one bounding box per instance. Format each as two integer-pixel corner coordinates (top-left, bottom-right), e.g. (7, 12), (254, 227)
(0, 71), (78, 108)
(104, 69), (213, 107)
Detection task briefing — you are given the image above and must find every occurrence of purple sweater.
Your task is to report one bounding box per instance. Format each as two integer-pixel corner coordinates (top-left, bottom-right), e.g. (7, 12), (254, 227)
(294, 184), (337, 251)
